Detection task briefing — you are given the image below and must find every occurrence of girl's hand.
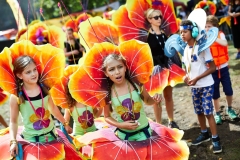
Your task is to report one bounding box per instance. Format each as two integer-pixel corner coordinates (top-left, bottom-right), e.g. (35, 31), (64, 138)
(65, 125), (73, 134)
(10, 142), (18, 157)
(120, 120), (139, 130)
(152, 94), (163, 103)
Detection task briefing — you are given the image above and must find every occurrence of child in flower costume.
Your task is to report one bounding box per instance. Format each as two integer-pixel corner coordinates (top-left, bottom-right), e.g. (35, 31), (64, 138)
(50, 64), (103, 156)
(67, 40), (189, 160)
(0, 40), (81, 160)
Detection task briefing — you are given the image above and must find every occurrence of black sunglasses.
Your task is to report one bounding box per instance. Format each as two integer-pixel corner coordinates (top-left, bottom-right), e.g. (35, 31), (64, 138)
(151, 15), (162, 20)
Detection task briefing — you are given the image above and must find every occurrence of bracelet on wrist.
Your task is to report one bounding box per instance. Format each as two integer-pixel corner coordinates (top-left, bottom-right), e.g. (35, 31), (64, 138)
(10, 139), (18, 146)
(63, 121), (69, 126)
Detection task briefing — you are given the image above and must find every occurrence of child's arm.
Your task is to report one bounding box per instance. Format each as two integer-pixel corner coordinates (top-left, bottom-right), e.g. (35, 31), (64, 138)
(48, 96), (72, 132)
(104, 104), (138, 130)
(64, 109), (71, 123)
(140, 86), (162, 105)
(215, 32), (228, 46)
(64, 109), (72, 134)
(93, 107), (103, 118)
(9, 94), (19, 156)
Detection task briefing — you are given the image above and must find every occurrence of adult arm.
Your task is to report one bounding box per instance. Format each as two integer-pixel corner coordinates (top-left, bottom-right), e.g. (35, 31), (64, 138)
(228, 5), (233, 16)
(64, 47), (80, 57)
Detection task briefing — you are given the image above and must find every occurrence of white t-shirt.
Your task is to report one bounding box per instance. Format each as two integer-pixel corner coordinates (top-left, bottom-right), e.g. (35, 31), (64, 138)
(182, 45), (214, 88)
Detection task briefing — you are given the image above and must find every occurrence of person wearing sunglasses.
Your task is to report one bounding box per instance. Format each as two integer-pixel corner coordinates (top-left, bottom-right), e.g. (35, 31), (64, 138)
(144, 8), (180, 129)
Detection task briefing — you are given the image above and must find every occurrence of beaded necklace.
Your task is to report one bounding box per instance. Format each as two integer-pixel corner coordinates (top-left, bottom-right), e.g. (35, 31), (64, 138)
(151, 27), (166, 50)
(186, 41), (196, 74)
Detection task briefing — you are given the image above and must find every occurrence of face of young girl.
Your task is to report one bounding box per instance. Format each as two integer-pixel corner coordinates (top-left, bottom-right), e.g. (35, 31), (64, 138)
(180, 29), (192, 42)
(104, 59), (127, 85)
(17, 62), (39, 84)
(205, 22), (213, 32)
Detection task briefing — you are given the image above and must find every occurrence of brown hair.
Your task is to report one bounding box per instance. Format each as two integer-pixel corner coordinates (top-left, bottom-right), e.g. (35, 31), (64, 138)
(102, 54), (140, 112)
(180, 19), (193, 27)
(13, 55), (48, 104)
(206, 15), (219, 28)
(65, 82), (77, 109)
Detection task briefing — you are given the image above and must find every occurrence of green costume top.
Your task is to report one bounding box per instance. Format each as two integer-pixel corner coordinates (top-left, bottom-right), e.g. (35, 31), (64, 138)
(111, 89), (149, 133)
(20, 92), (55, 143)
(71, 106), (97, 136)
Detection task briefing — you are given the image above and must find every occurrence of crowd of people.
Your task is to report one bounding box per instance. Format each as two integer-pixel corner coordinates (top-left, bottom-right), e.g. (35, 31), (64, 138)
(0, 0), (240, 160)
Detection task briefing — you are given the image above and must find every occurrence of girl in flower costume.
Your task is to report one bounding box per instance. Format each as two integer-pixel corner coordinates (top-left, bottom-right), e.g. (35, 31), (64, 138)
(50, 65), (103, 136)
(0, 40), (81, 160)
(68, 40), (189, 160)
(50, 64), (104, 160)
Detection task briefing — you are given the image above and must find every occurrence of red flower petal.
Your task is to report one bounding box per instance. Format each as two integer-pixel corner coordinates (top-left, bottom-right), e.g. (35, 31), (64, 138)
(79, 16), (119, 52)
(65, 19), (78, 32)
(50, 65), (79, 109)
(119, 39), (153, 84)
(112, 5), (148, 42)
(76, 13), (91, 28)
(48, 26), (65, 49)
(0, 88), (8, 105)
(0, 127), (82, 160)
(37, 44), (65, 89)
(0, 48), (17, 95)
(168, 63), (186, 87)
(144, 66), (169, 96)
(69, 65), (108, 108)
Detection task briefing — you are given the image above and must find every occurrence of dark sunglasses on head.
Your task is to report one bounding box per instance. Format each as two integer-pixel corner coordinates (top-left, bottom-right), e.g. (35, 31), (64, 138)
(151, 15), (162, 20)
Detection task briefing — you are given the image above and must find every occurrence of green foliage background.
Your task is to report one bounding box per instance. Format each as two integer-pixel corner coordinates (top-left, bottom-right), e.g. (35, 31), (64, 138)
(34, 0), (126, 19)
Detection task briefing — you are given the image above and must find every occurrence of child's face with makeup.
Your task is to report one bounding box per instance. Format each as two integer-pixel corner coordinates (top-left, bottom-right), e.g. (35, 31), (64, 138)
(104, 58), (126, 85)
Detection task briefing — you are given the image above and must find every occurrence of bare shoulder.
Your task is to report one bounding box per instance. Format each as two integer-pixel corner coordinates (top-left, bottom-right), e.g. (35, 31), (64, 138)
(9, 94), (19, 107)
